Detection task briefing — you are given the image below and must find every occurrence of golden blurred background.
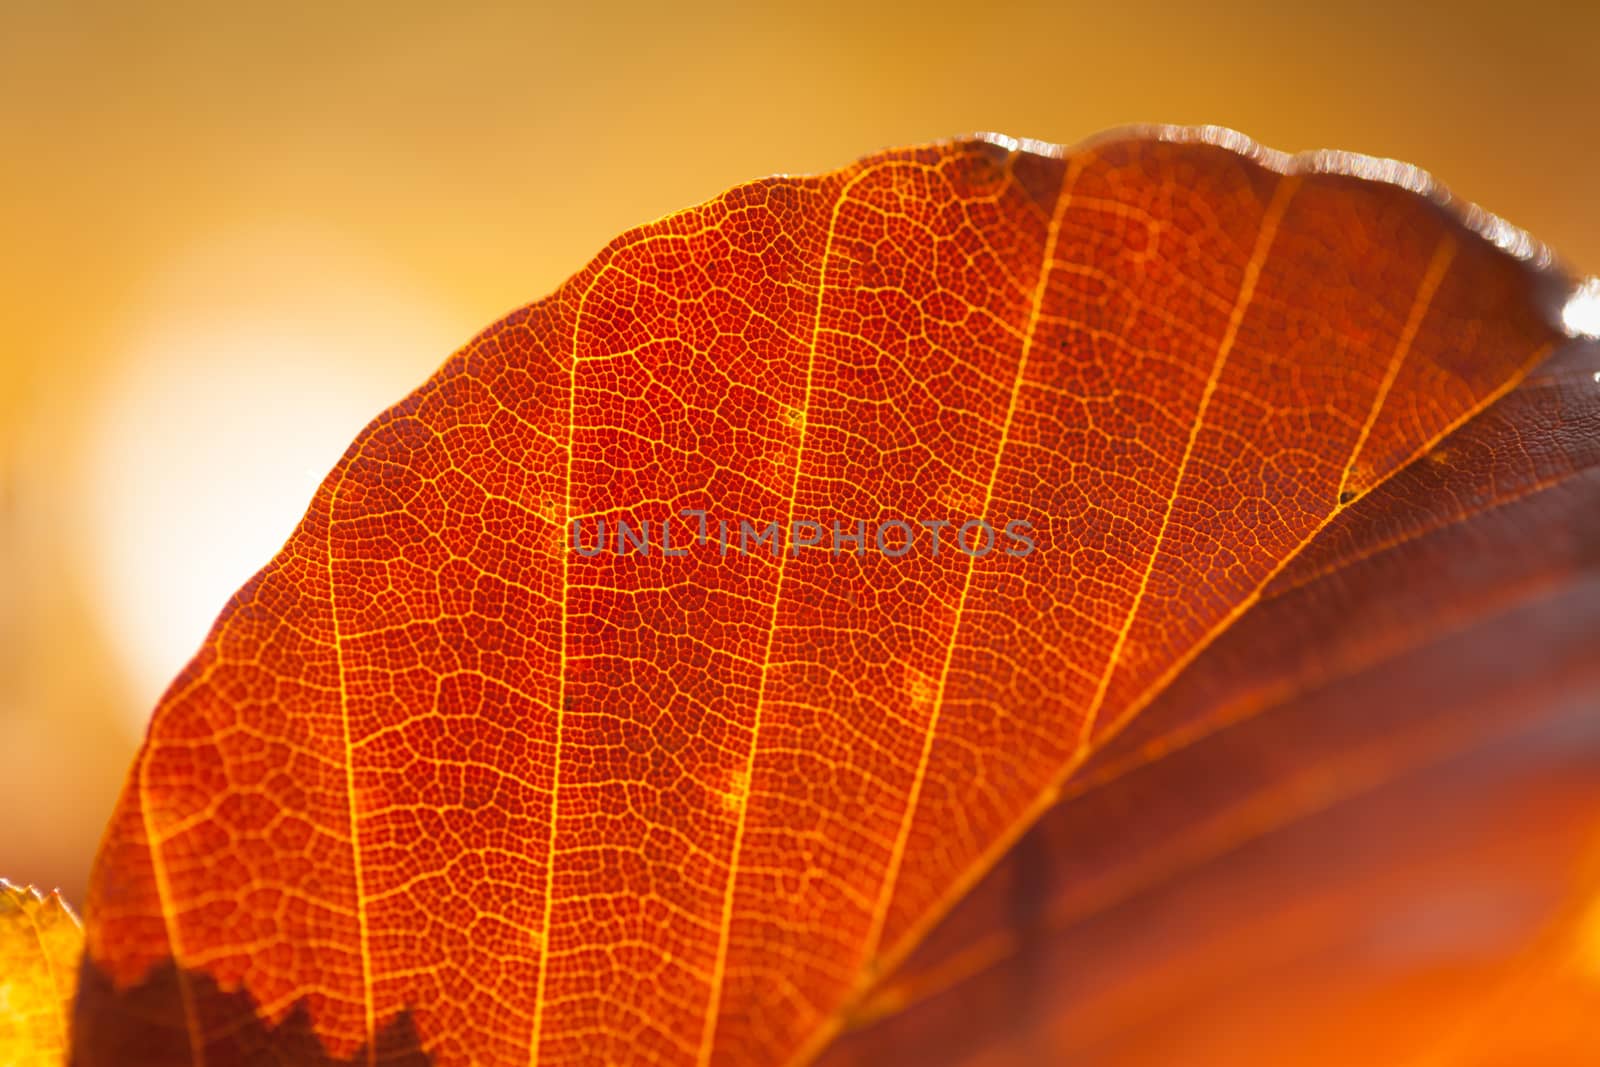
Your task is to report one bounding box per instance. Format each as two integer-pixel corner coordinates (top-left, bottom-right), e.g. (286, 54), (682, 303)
(2, 1), (1597, 907)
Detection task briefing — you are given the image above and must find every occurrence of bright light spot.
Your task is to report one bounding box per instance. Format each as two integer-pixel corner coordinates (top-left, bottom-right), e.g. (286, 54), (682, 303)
(1564, 277), (1600, 339)
(80, 227), (464, 734)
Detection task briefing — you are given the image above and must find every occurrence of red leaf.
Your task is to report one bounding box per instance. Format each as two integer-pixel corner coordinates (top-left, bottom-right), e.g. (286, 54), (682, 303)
(75, 129), (1595, 1066)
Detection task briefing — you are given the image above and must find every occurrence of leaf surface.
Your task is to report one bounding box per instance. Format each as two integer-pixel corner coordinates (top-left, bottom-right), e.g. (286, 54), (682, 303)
(821, 340), (1600, 1066)
(2, 880), (82, 1067)
(75, 129), (1593, 1066)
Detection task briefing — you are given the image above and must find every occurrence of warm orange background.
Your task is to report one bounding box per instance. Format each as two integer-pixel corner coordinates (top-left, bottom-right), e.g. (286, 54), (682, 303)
(2, 2), (1596, 906)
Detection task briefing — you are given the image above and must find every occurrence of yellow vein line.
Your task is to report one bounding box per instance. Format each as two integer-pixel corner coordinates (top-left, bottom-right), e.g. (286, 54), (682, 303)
(527, 277), (592, 1067)
(326, 455), (377, 1067)
(1077, 174), (1301, 747)
(1049, 233), (1461, 809)
(1061, 511), (1558, 817)
(1273, 457), (1572, 603)
(1340, 234), (1458, 500)
(138, 749), (206, 1065)
(695, 164), (882, 1067)
(857, 154), (1082, 971)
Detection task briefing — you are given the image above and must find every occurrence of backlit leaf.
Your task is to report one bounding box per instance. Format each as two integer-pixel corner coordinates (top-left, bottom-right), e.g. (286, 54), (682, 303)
(2, 880), (82, 1067)
(74, 129), (1595, 1065)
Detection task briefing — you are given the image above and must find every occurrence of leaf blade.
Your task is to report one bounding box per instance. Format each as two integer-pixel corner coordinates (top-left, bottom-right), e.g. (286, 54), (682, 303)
(77, 128), (1590, 1067)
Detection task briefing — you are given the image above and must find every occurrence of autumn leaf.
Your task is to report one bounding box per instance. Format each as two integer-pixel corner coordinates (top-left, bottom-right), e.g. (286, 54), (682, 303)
(1, 881), (82, 1066)
(822, 339), (1600, 1066)
(73, 128), (1596, 1066)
